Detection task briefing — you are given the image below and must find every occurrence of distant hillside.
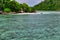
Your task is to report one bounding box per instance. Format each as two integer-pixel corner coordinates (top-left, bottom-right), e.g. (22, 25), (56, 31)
(34, 0), (60, 11)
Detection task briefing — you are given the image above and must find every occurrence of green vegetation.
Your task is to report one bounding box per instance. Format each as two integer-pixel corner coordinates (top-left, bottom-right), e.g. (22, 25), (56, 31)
(0, 0), (60, 14)
(34, 0), (60, 11)
(4, 8), (11, 13)
(0, 0), (35, 13)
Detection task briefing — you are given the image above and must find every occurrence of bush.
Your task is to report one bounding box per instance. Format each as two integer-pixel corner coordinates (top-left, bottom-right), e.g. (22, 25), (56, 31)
(8, 1), (21, 12)
(4, 8), (11, 13)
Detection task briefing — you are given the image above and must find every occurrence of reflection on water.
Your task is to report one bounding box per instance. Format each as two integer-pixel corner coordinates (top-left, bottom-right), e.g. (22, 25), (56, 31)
(0, 14), (60, 40)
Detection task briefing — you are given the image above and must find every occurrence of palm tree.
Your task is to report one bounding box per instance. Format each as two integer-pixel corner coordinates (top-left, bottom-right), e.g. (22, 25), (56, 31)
(0, 0), (3, 11)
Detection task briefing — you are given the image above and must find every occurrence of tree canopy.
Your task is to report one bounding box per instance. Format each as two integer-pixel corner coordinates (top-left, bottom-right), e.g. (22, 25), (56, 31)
(34, 0), (60, 11)
(0, 0), (60, 13)
(0, 0), (35, 13)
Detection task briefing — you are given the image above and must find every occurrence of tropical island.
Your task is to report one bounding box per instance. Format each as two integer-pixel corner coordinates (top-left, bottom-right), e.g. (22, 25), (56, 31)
(0, 0), (35, 14)
(0, 0), (60, 40)
(34, 0), (60, 11)
(0, 0), (60, 14)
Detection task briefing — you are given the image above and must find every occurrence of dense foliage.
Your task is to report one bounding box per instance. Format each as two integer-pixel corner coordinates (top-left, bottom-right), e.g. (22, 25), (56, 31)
(0, 0), (35, 13)
(0, 0), (60, 13)
(34, 0), (60, 11)
(4, 8), (11, 13)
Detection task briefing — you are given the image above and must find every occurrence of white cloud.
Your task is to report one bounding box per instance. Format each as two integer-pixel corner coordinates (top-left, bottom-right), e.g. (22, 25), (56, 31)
(16, 0), (44, 6)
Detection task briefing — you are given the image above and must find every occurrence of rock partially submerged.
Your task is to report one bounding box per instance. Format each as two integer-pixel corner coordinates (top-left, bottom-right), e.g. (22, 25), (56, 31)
(0, 11), (3, 14)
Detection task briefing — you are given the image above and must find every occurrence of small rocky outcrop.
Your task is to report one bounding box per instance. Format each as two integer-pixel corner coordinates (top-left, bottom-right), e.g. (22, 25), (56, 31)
(0, 11), (3, 14)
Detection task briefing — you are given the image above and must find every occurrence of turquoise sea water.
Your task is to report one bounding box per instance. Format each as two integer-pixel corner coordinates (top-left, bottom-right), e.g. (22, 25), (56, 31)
(0, 14), (60, 40)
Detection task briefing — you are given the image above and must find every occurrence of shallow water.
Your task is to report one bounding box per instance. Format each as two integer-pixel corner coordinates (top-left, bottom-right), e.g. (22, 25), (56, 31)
(0, 14), (60, 40)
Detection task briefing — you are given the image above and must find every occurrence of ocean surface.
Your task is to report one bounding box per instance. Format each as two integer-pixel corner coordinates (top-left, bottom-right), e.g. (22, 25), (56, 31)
(0, 14), (60, 40)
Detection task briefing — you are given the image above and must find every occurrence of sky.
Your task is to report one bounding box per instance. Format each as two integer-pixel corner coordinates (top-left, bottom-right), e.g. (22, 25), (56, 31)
(16, 0), (44, 6)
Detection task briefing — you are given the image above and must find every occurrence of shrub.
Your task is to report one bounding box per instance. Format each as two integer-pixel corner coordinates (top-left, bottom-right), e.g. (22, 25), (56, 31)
(4, 8), (11, 13)
(8, 1), (21, 12)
